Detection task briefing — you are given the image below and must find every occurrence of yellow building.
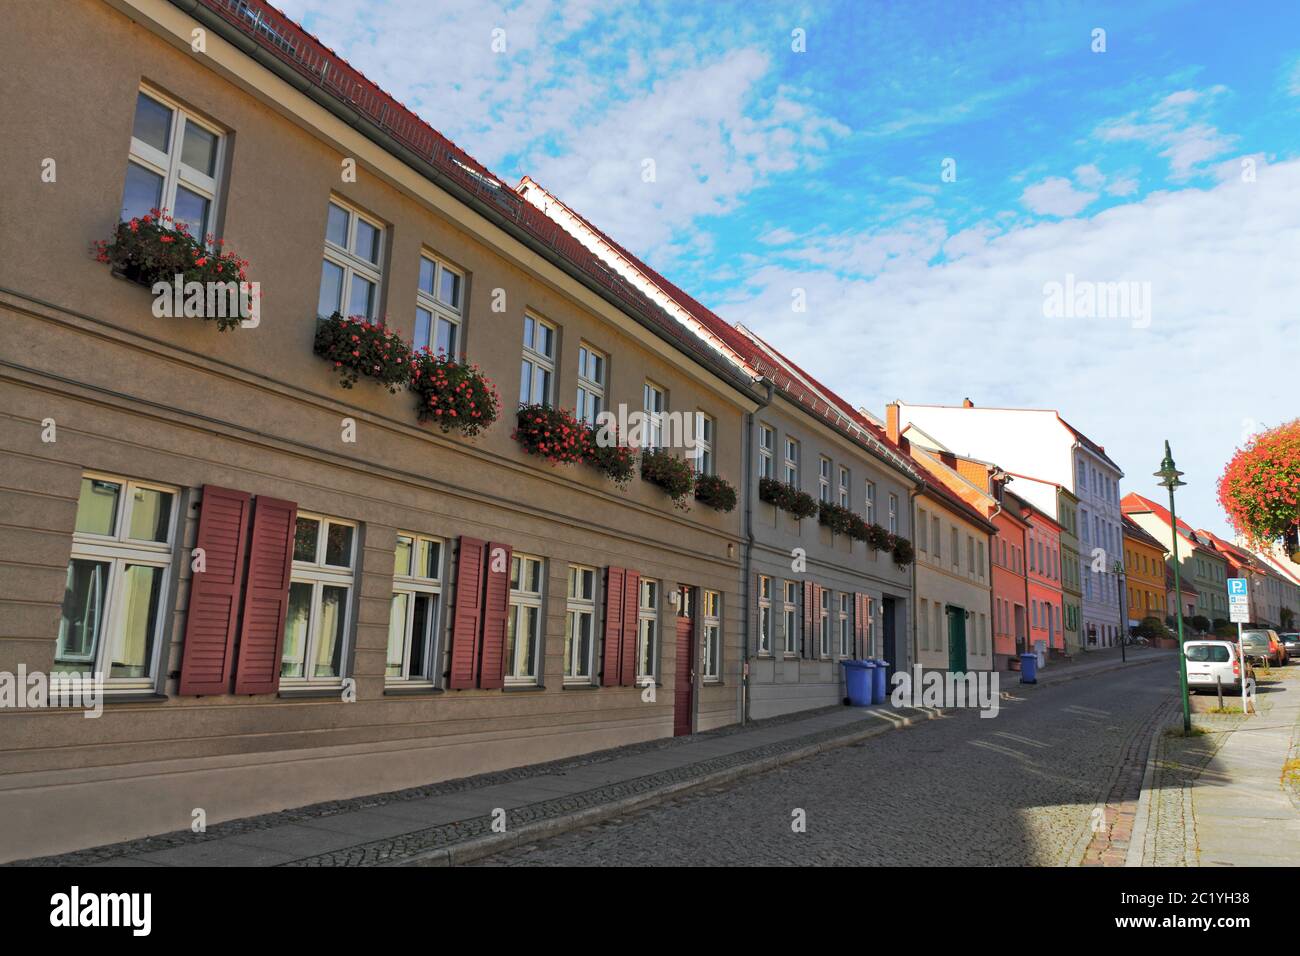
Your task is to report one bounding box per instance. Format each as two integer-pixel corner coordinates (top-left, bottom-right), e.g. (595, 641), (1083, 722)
(1123, 516), (1168, 627)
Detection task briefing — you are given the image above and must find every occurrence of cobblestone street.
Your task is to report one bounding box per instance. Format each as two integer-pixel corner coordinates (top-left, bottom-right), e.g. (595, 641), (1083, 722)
(476, 663), (1178, 866)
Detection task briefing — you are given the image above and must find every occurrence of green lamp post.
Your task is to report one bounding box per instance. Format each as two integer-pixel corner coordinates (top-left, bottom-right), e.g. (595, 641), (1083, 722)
(1155, 440), (1191, 732)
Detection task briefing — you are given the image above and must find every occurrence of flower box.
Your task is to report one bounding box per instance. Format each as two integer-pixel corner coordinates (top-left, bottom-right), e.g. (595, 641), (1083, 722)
(584, 424), (637, 486)
(641, 448), (695, 509)
(758, 477), (818, 520)
(695, 473), (737, 512)
(514, 405), (590, 465)
(892, 536), (914, 567)
(410, 350), (500, 437)
(818, 500), (855, 536)
(313, 313), (412, 392)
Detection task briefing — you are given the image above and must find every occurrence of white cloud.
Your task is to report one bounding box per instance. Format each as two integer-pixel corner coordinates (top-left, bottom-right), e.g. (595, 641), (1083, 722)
(717, 160), (1300, 539)
(1093, 85), (1237, 179)
(1021, 176), (1098, 217)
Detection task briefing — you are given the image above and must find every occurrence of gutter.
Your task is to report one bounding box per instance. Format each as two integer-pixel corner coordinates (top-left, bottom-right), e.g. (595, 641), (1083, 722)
(740, 378), (775, 725)
(170, 0), (763, 405)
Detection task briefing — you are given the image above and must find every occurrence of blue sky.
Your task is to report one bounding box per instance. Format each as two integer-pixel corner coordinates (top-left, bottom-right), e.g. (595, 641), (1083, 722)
(280, 0), (1300, 539)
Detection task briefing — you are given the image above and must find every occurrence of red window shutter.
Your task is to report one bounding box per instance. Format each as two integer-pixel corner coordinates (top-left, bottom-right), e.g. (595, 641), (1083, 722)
(178, 486), (252, 696)
(478, 542), (513, 690)
(802, 580), (815, 658)
(449, 537), (487, 690)
(232, 496), (297, 695)
(602, 567), (626, 686)
(619, 571), (640, 687)
(855, 593), (868, 658)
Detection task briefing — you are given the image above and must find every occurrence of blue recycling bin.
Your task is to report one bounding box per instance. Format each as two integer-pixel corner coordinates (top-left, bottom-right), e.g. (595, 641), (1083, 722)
(842, 660), (872, 706)
(1019, 652), (1038, 684)
(870, 659), (888, 704)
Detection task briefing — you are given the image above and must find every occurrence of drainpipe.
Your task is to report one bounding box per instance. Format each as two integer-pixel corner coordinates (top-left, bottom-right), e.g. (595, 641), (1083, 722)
(740, 379), (775, 726)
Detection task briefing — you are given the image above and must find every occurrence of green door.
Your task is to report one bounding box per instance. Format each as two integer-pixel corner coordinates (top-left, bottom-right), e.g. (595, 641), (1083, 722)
(947, 606), (967, 673)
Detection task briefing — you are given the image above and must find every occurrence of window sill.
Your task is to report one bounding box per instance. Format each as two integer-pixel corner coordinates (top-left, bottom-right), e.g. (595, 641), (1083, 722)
(277, 685), (345, 700)
(562, 681), (601, 690)
(100, 691), (169, 704)
(383, 684), (443, 697)
(502, 683), (546, 693)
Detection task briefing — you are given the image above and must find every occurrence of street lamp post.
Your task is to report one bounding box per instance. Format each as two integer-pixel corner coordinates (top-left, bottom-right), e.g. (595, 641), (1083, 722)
(1156, 440), (1191, 733)
(1114, 561), (1127, 664)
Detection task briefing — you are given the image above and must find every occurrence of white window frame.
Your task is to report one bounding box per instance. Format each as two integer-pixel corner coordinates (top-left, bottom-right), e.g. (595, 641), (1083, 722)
(888, 493), (898, 534)
(819, 456), (832, 503)
(758, 424), (774, 478)
(520, 315), (557, 406)
(784, 438), (800, 487)
(637, 578), (659, 681)
(58, 473), (180, 691)
(387, 533), (443, 684)
(282, 512), (357, 687)
(123, 86), (224, 239)
(644, 381), (666, 450)
(320, 198), (384, 320)
(784, 581), (800, 656)
(757, 575), (772, 655)
(507, 554), (545, 685)
(575, 343), (607, 426)
(865, 481), (876, 523)
(838, 466), (850, 508)
(701, 589), (722, 682)
(564, 565), (597, 683)
(414, 252), (463, 359)
(695, 412), (715, 475)
(819, 588), (831, 658)
(838, 593), (851, 658)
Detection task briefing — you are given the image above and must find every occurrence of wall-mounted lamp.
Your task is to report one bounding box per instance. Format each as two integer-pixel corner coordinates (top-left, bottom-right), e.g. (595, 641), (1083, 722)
(727, 543), (735, 559)
(669, 591), (681, 607)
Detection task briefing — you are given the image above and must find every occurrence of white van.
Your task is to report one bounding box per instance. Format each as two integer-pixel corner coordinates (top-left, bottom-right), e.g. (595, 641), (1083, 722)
(1184, 640), (1253, 693)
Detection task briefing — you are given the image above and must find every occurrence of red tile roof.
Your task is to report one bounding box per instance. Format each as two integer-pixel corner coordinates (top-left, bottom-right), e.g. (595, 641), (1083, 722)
(1122, 514), (1167, 553)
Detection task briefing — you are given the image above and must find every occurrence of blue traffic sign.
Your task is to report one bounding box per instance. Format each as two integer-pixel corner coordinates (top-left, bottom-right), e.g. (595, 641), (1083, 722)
(1227, 577), (1248, 596)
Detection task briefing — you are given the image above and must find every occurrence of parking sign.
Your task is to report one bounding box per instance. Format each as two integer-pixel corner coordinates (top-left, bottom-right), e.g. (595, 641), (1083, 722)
(1227, 578), (1248, 597)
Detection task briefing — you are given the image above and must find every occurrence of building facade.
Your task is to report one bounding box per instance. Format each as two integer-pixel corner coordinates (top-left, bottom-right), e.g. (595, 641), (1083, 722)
(0, 0), (769, 860)
(1122, 516), (1168, 628)
(1021, 501), (1064, 654)
(1123, 494), (1228, 630)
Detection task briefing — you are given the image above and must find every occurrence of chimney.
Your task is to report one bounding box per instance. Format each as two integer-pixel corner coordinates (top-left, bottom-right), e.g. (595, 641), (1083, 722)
(962, 397), (974, 408)
(886, 402), (900, 443)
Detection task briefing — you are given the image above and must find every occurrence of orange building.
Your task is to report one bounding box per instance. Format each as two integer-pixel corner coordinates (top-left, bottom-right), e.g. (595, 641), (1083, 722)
(1122, 516), (1168, 627)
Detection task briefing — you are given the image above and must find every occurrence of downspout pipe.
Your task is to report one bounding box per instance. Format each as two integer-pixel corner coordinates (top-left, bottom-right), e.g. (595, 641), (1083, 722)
(740, 378), (775, 725)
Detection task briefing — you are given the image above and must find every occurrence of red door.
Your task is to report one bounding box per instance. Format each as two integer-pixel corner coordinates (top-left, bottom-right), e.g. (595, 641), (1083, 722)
(674, 586), (695, 736)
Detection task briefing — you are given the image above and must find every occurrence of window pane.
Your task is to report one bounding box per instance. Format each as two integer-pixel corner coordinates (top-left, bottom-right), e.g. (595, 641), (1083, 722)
(347, 275), (376, 319)
(418, 257), (436, 295)
(394, 536), (413, 577)
(75, 478), (121, 536)
(519, 361), (532, 405)
(173, 185), (210, 237)
(314, 585), (348, 678)
(353, 219), (380, 263)
(121, 162), (164, 223)
(324, 523), (353, 568)
(438, 268), (461, 308)
(132, 92), (173, 153)
(419, 539), (441, 579)
(280, 582), (312, 677)
(325, 203), (349, 247)
(414, 307), (432, 351)
(435, 317), (457, 358)
(536, 367), (551, 405)
(180, 120), (217, 176)
(409, 593), (434, 678)
(110, 564), (163, 678)
(536, 323), (553, 357)
(56, 559), (110, 674)
(318, 260), (344, 317)
(523, 316), (535, 348)
(128, 487), (173, 543)
(386, 592), (409, 677)
(293, 517), (320, 562)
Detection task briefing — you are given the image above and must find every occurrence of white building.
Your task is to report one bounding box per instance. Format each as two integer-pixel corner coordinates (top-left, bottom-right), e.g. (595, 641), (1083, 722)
(895, 401), (1126, 648)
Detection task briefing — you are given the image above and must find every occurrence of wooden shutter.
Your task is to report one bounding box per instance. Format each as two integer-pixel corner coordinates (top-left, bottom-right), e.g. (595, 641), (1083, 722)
(619, 571), (640, 687)
(449, 537), (487, 690)
(478, 542), (513, 690)
(232, 496), (297, 695)
(802, 580), (815, 659)
(178, 486), (252, 696)
(602, 567), (626, 686)
(855, 593), (868, 659)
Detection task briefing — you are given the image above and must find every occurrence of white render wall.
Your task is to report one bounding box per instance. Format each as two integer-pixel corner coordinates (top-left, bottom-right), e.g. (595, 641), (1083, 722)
(896, 404), (1126, 647)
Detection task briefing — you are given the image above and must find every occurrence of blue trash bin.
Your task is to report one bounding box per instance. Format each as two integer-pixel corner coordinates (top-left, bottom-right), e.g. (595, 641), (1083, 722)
(842, 660), (872, 706)
(870, 659), (888, 705)
(1019, 652), (1038, 684)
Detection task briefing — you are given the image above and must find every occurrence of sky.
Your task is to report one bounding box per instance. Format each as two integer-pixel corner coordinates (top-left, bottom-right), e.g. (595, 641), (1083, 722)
(277, 0), (1300, 538)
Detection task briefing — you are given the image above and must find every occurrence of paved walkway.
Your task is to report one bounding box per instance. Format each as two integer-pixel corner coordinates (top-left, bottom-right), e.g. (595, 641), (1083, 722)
(15, 648), (1167, 867)
(1130, 667), (1300, 866)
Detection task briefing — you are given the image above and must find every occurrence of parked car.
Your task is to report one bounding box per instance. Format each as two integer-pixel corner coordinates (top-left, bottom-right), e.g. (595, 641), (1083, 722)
(1184, 640), (1254, 693)
(1240, 629), (1284, 667)
(1279, 632), (1300, 661)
